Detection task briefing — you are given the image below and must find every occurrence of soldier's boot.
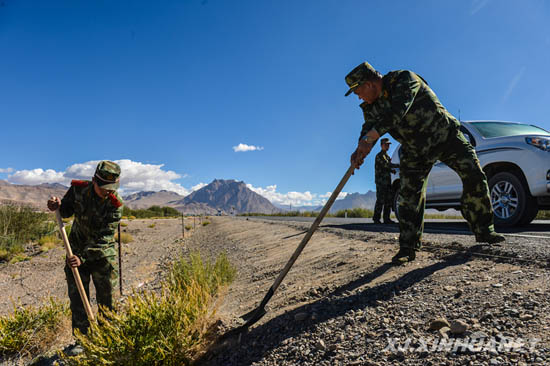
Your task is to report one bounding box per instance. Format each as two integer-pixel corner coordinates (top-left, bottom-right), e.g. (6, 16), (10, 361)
(391, 247), (416, 265)
(373, 219), (382, 224)
(475, 232), (505, 244)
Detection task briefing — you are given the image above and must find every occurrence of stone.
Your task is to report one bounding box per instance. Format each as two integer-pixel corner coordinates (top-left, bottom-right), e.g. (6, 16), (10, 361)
(429, 318), (450, 331)
(450, 320), (469, 335)
(519, 314), (534, 321)
(438, 326), (450, 339)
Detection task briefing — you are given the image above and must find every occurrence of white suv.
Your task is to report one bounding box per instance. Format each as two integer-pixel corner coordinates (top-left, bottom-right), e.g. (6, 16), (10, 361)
(390, 121), (550, 227)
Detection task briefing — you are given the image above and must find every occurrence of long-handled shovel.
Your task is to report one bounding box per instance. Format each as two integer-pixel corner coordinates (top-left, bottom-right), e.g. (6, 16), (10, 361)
(118, 223), (123, 296)
(55, 210), (95, 321)
(233, 165), (355, 334)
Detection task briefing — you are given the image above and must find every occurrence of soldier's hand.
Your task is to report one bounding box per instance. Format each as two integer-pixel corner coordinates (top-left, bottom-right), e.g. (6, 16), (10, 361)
(47, 196), (61, 211)
(66, 255), (81, 268)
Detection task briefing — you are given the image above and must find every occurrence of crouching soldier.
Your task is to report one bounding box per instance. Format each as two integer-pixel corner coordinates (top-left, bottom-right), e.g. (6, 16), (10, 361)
(47, 160), (123, 348)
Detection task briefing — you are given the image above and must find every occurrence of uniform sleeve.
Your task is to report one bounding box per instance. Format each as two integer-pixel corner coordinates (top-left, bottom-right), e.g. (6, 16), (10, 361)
(375, 71), (421, 136)
(59, 187), (75, 218)
(358, 102), (377, 141)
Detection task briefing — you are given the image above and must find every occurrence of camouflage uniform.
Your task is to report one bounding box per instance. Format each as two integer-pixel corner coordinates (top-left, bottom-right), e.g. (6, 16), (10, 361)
(373, 149), (398, 223)
(58, 161), (123, 334)
(345, 62), (503, 263)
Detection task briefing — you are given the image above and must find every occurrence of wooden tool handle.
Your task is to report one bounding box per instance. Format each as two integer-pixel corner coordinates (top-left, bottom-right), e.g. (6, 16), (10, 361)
(55, 210), (95, 321)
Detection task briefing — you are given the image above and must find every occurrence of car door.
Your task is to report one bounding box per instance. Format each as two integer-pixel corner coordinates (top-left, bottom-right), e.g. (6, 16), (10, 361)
(426, 126), (476, 202)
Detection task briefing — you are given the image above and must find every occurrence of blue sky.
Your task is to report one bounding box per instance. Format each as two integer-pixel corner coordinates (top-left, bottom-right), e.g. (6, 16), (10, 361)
(1, 0), (549, 206)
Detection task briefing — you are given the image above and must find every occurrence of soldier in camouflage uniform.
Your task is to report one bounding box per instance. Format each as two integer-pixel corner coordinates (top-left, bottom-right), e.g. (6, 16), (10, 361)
(373, 138), (399, 224)
(48, 161), (123, 335)
(345, 62), (505, 264)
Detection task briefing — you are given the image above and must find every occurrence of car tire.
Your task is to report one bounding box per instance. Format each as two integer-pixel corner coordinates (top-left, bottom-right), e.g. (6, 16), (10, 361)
(392, 185), (401, 222)
(518, 197), (538, 226)
(488, 172), (530, 227)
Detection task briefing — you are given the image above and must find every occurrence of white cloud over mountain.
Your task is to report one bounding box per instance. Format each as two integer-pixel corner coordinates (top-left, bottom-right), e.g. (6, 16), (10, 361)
(233, 143), (264, 152)
(6, 160), (338, 206)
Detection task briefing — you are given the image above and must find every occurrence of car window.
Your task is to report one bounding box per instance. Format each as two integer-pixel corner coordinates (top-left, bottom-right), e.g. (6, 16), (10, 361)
(469, 122), (550, 138)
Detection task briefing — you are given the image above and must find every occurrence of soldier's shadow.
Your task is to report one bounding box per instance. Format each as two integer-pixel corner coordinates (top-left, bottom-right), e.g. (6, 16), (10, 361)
(198, 251), (471, 366)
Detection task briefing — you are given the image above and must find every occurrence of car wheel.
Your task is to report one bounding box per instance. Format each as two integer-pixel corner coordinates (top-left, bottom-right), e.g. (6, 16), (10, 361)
(392, 186), (401, 222)
(518, 197), (538, 226)
(488, 172), (530, 227)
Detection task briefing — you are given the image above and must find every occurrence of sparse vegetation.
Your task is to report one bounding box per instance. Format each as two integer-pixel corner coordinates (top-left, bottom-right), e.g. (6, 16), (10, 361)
(38, 235), (61, 252)
(64, 251), (236, 366)
(120, 222), (128, 227)
(148, 223), (156, 228)
(0, 298), (69, 357)
(122, 205), (181, 219)
(202, 221), (210, 226)
(115, 232), (134, 244)
(334, 208), (373, 218)
(536, 210), (550, 220)
(0, 205), (57, 262)
(185, 225), (192, 231)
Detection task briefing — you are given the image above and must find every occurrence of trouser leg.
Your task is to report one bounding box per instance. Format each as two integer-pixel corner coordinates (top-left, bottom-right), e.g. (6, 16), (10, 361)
(439, 132), (495, 236)
(383, 187), (393, 221)
(65, 263), (91, 335)
(398, 164), (432, 249)
(373, 186), (384, 221)
(91, 257), (117, 318)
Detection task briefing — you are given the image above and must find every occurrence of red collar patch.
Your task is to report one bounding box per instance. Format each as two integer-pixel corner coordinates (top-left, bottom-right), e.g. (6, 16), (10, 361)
(108, 193), (123, 208)
(71, 180), (89, 187)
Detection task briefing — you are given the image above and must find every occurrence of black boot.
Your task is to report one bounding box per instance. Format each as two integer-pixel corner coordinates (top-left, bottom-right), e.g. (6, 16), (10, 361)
(391, 247), (416, 265)
(475, 232), (506, 244)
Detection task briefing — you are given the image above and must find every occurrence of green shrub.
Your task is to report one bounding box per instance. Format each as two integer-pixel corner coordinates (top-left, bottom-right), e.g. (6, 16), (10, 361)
(0, 298), (69, 356)
(202, 221), (210, 226)
(334, 208), (373, 218)
(120, 222), (128, 227)
(122, 205), (181, 219)
(185, 225), (192, 231)
(64, 252), (236, 366)
(148, 223), (156, 228)
(38, 235), (61, 252)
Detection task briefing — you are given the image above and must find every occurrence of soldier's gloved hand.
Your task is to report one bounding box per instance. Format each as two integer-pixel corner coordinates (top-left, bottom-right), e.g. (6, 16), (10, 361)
(47, 196), (61, 211)
(66, 255), (82, 268)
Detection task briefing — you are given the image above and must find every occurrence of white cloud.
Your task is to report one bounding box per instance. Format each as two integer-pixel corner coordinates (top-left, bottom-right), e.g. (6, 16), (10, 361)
(191, 183), (207, 191)
(9, 169), (67, 185)
(233, 143), (264, 152)
(246, 183), (347, 207)
(0, 168), (14, 173)
(7, 159), (194, 196)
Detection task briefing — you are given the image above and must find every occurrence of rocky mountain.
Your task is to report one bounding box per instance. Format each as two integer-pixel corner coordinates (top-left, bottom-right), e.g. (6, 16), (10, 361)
(0, 180), (68, 209)
(123, 190), (185, 209)
(172, 179), (279, 215)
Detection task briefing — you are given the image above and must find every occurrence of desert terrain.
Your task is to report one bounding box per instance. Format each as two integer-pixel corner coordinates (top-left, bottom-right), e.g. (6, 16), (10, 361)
(1, 216), (550, 366)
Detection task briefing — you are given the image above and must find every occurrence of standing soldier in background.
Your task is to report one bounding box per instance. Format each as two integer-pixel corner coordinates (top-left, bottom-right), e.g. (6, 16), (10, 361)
(345, 62), (505, 264)
(47, 161), (123, 354)
(373, 138), (399, 224)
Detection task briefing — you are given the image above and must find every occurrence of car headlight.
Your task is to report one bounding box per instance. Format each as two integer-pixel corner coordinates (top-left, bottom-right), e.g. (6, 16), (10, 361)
(526, 136), (550, 151)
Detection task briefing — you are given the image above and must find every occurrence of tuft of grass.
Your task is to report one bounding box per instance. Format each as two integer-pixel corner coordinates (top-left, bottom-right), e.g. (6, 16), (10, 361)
(148, 223), (156, 228)
(185, 225), (192, 231)
(38, 235), (61, 253)
(114, 232), (133, 244)
(120, 222), (128, 227)
(202, 221), (210, 226)
(0, 298), (69, 357)
(64, 251), (236, 366)
(536, 210), (550, 220)
(9, 254), (30, 264)
(129, 216), (136, 220)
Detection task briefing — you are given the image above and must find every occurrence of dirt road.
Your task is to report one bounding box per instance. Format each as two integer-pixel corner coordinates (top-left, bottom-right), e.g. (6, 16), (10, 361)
(1, 216), (549, 365)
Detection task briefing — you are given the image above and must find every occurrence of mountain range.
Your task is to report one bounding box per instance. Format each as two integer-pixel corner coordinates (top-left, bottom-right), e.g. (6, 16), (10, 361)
(0, 178), (381, 214)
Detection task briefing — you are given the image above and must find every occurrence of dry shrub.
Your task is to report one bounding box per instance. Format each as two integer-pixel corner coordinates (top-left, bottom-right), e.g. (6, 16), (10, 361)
(63, 251), (236, 366)
(114, 232), (133, 244)
(0, 298), (69, 357)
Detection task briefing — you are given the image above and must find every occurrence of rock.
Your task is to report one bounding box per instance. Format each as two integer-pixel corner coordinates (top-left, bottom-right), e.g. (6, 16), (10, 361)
(444, 285), (456, 292)
(492, 283), (503, 288)
(519, 314), (534, 321)
(315, 339), (326, 350)
(429, 318), (450, 331)
(450, 320), (469, 335)
(438, 326), (450, 338)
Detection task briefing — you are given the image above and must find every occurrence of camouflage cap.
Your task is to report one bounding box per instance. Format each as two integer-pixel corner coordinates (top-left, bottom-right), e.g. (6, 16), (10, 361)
(380, 138), (391, 145)
(94, 161), (121, 190)
(344, 61), (379, 96)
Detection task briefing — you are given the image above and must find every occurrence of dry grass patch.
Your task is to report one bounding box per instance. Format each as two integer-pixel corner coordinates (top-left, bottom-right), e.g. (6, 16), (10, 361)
(114, 232), (133, 244)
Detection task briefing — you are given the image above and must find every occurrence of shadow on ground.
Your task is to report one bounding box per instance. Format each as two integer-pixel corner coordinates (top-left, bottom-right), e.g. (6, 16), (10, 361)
(197, 251), (472, 366)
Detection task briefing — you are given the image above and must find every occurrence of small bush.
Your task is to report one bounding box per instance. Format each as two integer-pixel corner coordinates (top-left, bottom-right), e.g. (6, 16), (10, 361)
(120, 222), (128, 227)
(115, 232), (133, 244)
(185, 225), (192, 231)
(64, 252), (236, 366)
(38, 235), (61, 252)
(202, 221), (210, 226)
(0, 298), (69, 356)
(148, 223), (156, 228)
(8, 254), (30, 264)
(129, 216), (136, 220)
